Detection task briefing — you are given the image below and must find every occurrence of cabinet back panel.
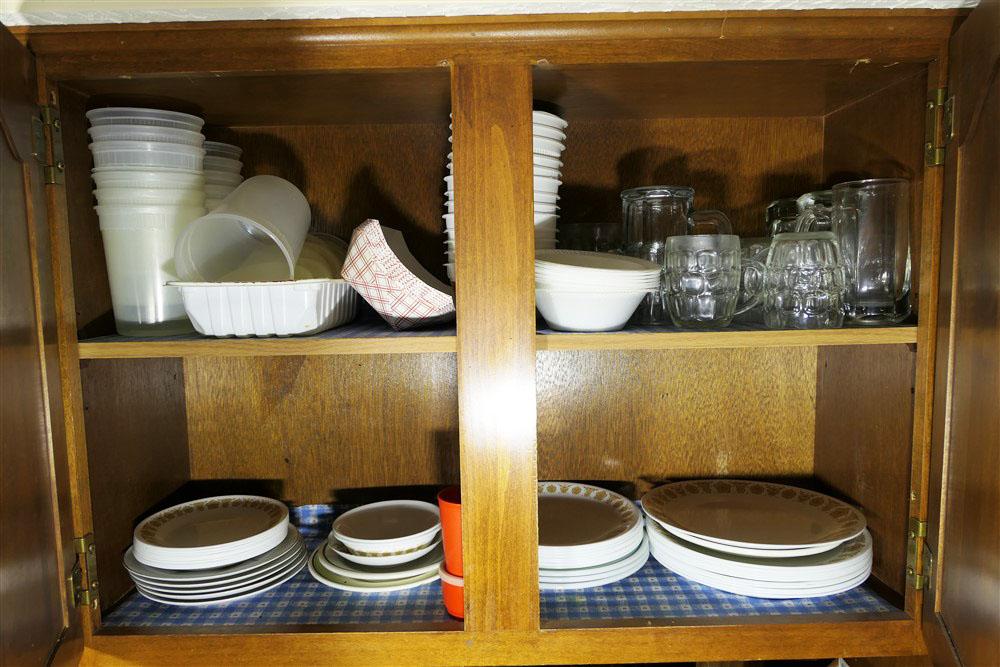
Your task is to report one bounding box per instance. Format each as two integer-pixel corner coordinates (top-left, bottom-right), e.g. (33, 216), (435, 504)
(184, 354), (459, 503)
(79, 358), (190, 609)
(553, 117), (824, 240)
(814, 345), (916, 595)
(537, 348), (817, 493)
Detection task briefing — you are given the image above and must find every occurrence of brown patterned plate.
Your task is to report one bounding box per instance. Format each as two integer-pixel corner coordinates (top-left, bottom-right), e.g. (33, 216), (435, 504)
(538, 482), (641, 554)
(641, 480), (866, 551)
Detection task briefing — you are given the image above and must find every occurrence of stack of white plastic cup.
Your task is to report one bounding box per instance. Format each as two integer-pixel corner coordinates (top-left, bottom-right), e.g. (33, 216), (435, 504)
(203, 141), (244, 210)
(87, 107), (207, 336)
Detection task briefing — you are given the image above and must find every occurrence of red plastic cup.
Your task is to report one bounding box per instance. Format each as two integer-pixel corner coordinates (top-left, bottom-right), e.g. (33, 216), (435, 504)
(437, 486), (462, 576)
(439, 564), (464, 619)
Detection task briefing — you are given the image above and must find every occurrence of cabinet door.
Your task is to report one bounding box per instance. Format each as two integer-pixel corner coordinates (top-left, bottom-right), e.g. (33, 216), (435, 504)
(0, 25), (82, 666)
(923, 0), (1000, 665)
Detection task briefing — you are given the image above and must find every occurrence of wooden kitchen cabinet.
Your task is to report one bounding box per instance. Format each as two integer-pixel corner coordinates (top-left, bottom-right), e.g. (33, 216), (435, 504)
(1, 5), (996, 665)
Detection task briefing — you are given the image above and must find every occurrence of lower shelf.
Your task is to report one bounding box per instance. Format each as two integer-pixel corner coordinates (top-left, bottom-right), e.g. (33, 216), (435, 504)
(102, 505), (898, 631)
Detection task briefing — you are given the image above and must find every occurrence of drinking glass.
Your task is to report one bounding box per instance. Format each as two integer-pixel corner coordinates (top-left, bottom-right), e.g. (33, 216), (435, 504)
(663, 234), (762, 329)
(766, 198), (800, 235)
(831, 178), (911, 324)
(762, 232), (846, 329)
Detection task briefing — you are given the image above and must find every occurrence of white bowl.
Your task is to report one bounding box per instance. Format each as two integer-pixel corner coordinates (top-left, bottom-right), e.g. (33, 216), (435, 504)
(533, 124), (567, 142)
(533, 110), (568, 130)
(533, 154), (563, 169)
(534, 136), (565, 157)
(91, 168), (204, 190)
(332, 500), (441, 554)
(89, 140), (205, 170)
(536, 289), (650, 332)
(533, 165), (561, 178)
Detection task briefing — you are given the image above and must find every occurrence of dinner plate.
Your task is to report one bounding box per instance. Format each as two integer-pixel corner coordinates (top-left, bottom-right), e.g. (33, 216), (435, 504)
(540, 539), (649, 591)
(328, 535), (442, 567)
(538, 482), (642, 552)
(539, 522), (644, 570)
(319, 542), (443, 580)
(136, 549), (308, 598)
(647, 520), (873, 583)
(132, 495), (288, 569)
(124, 525), (302, 583)
(540, 534), (649, 584)
(641, 480), (867, 551)
(655, 525), (840, 559)
(308, 547), (441, 592)
(135, 553), (307, 606)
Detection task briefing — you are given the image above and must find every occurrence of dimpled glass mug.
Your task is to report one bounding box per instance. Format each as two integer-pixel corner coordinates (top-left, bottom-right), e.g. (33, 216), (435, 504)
(762, 231), (847, 329)
(663, 234), (763, 329)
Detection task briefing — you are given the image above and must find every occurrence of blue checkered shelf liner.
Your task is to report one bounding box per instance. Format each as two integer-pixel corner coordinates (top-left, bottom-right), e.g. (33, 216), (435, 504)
(103, 504), (897, 628)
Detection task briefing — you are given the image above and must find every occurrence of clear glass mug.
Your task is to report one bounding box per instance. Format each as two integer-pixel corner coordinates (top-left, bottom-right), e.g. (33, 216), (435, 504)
(766, 198), (800, 235)
(762, 231), (847, 329)
(663, 234), (764, 329)
(828, 178), (911, 324)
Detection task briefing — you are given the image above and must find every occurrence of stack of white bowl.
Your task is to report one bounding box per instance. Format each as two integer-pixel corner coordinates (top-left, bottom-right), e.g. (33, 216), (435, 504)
(535, 250), (661, 332)
(203, 141), (244, 210)
(87, 107), (207, 336)
(441, 110), (568, 282)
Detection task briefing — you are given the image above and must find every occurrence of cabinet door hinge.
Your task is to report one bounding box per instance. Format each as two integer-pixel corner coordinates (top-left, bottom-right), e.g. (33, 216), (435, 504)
(925, 88), (954, 167)
(66, 533), (100, 609)
(31, 104), (64, 185)
(906, 517), (933, 590)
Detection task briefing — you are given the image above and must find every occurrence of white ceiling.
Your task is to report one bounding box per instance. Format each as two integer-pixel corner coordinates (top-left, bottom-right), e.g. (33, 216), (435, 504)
(0, 0), (977, 26)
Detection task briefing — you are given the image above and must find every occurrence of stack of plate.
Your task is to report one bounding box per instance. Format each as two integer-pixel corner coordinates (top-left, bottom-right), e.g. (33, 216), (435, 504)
(535, 250), (662, 332)
(124, 495), (307, 606)
(203, 141), (244, 210)
(642, 480), (871, 598)
(309, 500), (444, 592)
(87, 106), (207, 336)
(442, 110), (568, 281)
(538, 482), (648, 590)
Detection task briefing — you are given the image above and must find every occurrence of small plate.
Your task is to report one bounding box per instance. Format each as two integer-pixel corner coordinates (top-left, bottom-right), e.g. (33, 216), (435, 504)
(318, 542), (443, 580)
(328, 534), (442, 567)
(308, 547), (441, 592)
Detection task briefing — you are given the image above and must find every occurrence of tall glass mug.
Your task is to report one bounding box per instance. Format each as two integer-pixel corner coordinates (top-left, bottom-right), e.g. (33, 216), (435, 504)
(663, 234), (762, 329)
(621, 186), (695, 324)
(831, 178), (911, 324)
(763, 232), (847, 329)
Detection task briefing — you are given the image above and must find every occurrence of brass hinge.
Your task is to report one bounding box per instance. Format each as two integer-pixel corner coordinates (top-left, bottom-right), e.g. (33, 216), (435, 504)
(925, 88), (954, 167)
(906, 517), (931, 590)
(31, 104), (64, 185)
(66, 533), (100, 609)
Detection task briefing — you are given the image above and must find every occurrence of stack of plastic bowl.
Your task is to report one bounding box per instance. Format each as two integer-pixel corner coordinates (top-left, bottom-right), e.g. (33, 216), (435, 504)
(87, 107), (207, 337)
(535, 250), (661, 332)
(202, 141), (244, 210)
(442, 110), (567, 282)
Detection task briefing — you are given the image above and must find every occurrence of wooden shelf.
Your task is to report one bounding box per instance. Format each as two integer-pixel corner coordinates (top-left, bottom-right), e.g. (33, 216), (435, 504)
(537, 324), (918, 352)
(77, 319), (457, 359)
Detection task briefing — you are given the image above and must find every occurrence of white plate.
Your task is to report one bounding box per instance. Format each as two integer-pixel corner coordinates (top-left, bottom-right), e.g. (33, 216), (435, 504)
(332, 500), (441, 553)
(132, 496), (289, 569)
(540, 540), (649, 591)
(656, 526), (836, 558)
(641, 480), (867, 551)
(308, 547), (441, 592)
(135, 547), (308, 597)
(541, 534), (649, 583)
(538, 482), (642, 559)
(135, 553), (306, 606)
(328, 534), (442, 567)
(650, 545), (872, 599)
(318, 541), (443, 581)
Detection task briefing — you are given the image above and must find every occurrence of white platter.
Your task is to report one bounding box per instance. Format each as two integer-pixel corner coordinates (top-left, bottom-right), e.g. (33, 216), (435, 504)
(641, 480), (867, 552)
(132, 495), (289, 569)
(308, 547), (441, 592)
(135, 548), (308, 598)
(328, 534), (442, 567)
(135, 553), (306, 606)
(319, 542), (443, 581)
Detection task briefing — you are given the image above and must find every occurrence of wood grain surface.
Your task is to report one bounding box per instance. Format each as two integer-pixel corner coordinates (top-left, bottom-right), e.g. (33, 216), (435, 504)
(184, 354), (459, 503)
(79, 359), (190, 610)
(814, 345), (916, 595)
(452, 63), (539, 632)
(537, 348), (818, 489)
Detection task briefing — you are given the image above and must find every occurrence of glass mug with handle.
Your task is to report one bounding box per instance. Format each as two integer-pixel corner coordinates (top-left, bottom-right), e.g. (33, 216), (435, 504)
(663, 234), (764, 329)
(762, 231), (847, 329)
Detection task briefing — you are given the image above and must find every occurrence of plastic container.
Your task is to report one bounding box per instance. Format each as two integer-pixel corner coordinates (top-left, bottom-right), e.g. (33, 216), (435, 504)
(204, 197), (225, 211)
(533, 110), (568, 130)
(174, 175), (311, 282)
(88, 124), (204, 146)
(86, 107), (204, 132)
(204, 170), (245, 187)
(437, 486), (463, 576)
(204, 183), (237, 199)
(171, 279), (358, 337)
(91, 168), (204, 190)
(94, 187), (205, 207)
(532, 123), (567, 142)
(203, 141), (243, 160)
(203, 155), (242, 173)
(89, 140), (205, 171)
(95, 204), (206, 336)
(438, 565), (464, 618)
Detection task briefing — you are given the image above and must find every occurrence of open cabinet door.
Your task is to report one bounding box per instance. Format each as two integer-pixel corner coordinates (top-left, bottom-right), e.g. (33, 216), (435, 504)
(1, 24), (83, 667)
(923, 0), (1000, 665)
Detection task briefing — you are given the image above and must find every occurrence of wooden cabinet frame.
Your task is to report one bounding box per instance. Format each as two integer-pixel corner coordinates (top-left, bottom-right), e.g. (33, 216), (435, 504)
(3, 8), (996, 666)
